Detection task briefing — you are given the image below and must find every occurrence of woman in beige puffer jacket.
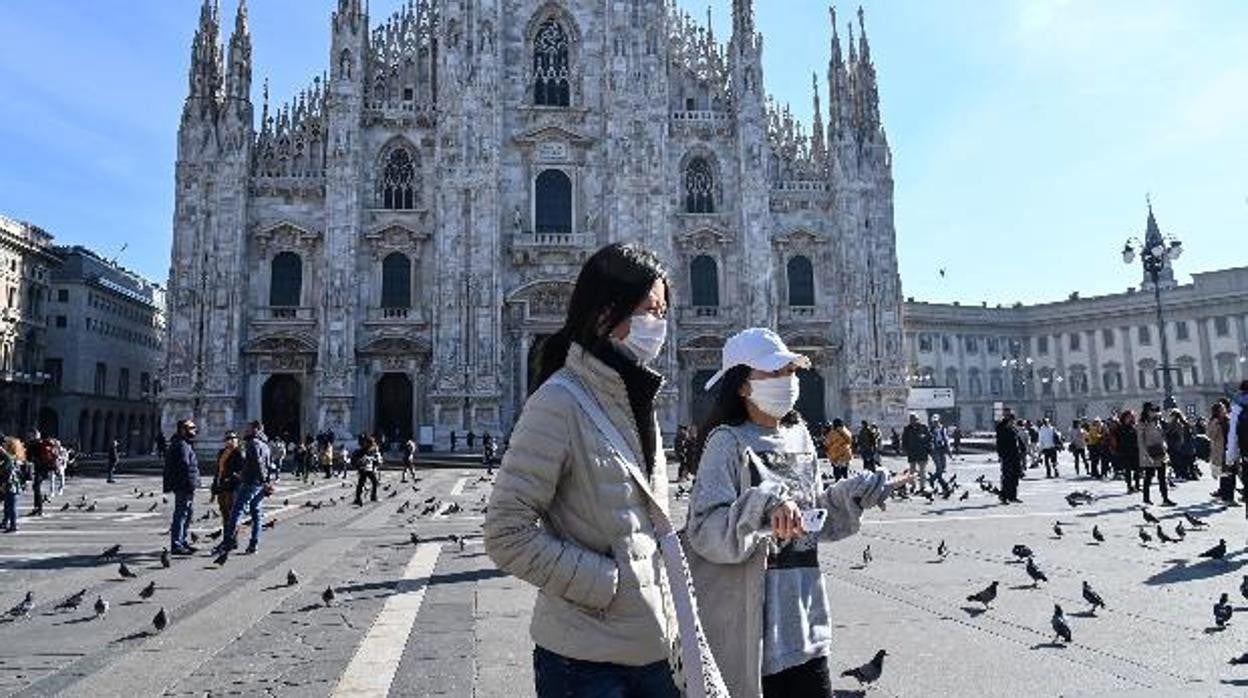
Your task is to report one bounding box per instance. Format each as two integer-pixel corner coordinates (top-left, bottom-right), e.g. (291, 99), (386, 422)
(1137, 403), (1174, 506)
(484, 243), (680, 698)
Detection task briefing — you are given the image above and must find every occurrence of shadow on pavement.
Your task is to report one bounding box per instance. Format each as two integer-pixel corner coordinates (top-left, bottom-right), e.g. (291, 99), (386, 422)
(960, 606), (988, 618)
(1030, 642), (1067, 650)
(832, 691), (866, 698)
(1145, 552), (1248, 586)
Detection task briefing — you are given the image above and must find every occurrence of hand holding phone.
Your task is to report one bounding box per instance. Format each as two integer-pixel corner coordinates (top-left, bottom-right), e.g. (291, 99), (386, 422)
(800, 507), (827, 534)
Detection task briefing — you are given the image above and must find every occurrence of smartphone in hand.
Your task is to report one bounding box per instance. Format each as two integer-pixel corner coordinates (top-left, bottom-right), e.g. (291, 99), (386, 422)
(800, 508), (827, 534)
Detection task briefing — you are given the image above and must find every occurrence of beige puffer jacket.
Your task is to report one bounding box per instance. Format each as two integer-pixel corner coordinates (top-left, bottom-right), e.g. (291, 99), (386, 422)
(484, 343), (673, 666)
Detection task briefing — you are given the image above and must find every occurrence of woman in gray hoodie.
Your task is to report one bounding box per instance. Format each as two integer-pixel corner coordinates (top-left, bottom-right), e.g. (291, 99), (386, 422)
(684, 328), (909, 697)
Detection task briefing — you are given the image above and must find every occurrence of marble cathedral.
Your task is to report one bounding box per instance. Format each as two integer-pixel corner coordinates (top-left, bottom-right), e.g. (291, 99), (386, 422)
(162, 0), (908, 445)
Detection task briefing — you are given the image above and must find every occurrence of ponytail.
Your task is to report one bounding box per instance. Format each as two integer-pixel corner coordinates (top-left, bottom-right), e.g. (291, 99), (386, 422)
(535, 327), (574, 389)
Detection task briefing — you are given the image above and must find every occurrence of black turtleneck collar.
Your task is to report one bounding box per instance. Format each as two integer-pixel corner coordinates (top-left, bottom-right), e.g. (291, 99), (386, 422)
(587, 338), (662, 475)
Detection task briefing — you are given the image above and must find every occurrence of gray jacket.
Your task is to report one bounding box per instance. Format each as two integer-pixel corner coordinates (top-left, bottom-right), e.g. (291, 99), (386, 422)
(683, 424), (892, 698)
(484, 343), (673, 666)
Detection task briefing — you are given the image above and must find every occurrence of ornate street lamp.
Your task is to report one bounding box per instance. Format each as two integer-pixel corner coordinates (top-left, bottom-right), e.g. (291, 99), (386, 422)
(1122, 203), (1183, 409)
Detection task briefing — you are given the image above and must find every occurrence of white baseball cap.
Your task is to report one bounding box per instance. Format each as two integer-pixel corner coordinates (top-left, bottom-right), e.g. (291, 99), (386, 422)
(703, 328), (810, 390)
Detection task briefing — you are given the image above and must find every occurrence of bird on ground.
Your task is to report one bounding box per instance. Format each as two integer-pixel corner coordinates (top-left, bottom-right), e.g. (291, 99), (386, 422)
(1052, 522), (1064, 538)
(959, 490), (969, 501)
(138, 581), (156, 600)
(213, 551), (230, 566)
(937, 540), (947, 559)
(862, 546), (872, 566)
(1051, 604), (1072, 644)
(410, 532), (421, 546)
(1156, 525), (1175, 544)
(1011, 544), (1033, 560)
(1082, 581), (1105, 615)
(939, 487), (953, 500)
(263, 519), (276, 530)
(152, 607), (168, 633)
(918, 489), (934, 504)
(93, 596), (109, 618)
(160, 549), (171, 568)
(1231, 652), (1248, 666)
(189, 532), (200, 544)
(86, 502), (96, 512)
(1025, 557), (1048, 587)
(1185, 513), (1208, 529)
(322, 586), (336, 607)
(282, 498), (289, 506)
(1138, 528), (1152, 545)
(1092, 525), (1105, 543)
(1142, 508), (1160, 525)
(1175, 523), (1186, 540)
(967, 581), (999, 609)
(118, 562), (137, 578)
(840, 649), (887, 687)
(948, 474), (959, 490)
(55, 589), (87, 612)
(60, 502), (69, 512)
(117, 504), (129, 512)
(99, 544), (121, 561)
(1240, 575), (1248, 603)
(1200, 539), (1227, 560)
(147, 502), (158, 512)
(206, 530), (222, 540)
(1215, 593), (1234, 628)
(287, 569), (299, 586)
(5, 591), (34, 620)
(388, 490), (398, 499)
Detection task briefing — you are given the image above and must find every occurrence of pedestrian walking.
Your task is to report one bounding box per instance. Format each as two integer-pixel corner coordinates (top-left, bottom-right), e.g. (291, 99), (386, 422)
(271, 438), (287, 482)
(466, 430), (476, 451)
(218, 421), (272, 555)
(333, 444), (349, 478)
(401, 437), (418, 482)
(484, 243), (692, 698)
(352, 435), (381, 505)
(24, 430), (53, 517)
(1165, 409), (1197, 480)
(162, 420), (200, 554)
(481, 432), (496, 468)
(1038, 418), (1061, 478)
(824, 418), (853, 481)
(449, 430), (458, 452)
(995, 410), (1025, 504)
(1, 436), (26, 533)
(319, 441), (334, 479)
(106, 439), (120, 483)
(51, 439), (67, 497)
(1209, 400), (1233, 504)
(1069, 421), (1088, 475)
(856, 420), (880, 472)
(929, 414), (951, 493)
(1138, 403), (1175, 507)
(1224, 381), (1248, 524)
(155, 432), (167, 459)
(901, 414), (932, 493)
(684, 327), (909, 698)
(952, 424), (963, 455)
(211, 432), (241, 532)
(1087, 418), (1107, 479)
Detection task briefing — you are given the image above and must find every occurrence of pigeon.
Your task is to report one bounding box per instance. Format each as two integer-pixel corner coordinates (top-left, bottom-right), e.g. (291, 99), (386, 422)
(117, 504), (129, 512)
(190, 532), (200, 544)
(1241, 575), (1248, 603)
(1154, 525), (1175, 544)
(410, 532), (421, 546)
(1011, 544), (1033, 560)
(1051, 604), (1072, 644)
(840, 649), (887, 687)
(1142, 508), (1160, 525)
(86, 502), (96, 512)
(55, 589), (87, 612)
(967, 581), (999, 608)
(862, 545), (872, 566)
(1231, 652), (1248, 666)
(937, 540), (948, 559)
(93, 596), (109, 618)
(322, 586), (337, 607)
(1138, 528), (1152, 545)
(1082, 580), (1106, 615)
(99, 544), (122, 561)
(286, 569), (299, 586)
(959, 490), (969, 501)
(1200, 539), (1227, 560)
(1026, 557), (1049, 587)
(213, 551), (230, 566)
(160, 549), (171, 568)
(282, 498), (290, 506)
(152, 607), (168, 632)
(1092, 525), (1105, 543)
(918, 489), (934, 504)
(1184, 512), (1207, 529)
(139, 581), (156, 600)
(147, 502), (158, 512)
(118, 562), (137, 578)
(263, 519), (276, 530)
(1215, 593), (1233, 628)
(60, 502), (70, 511)
(206, 530), (222, 541)
(5, 591), (33, 619)
(1052, 522), (1063, 538)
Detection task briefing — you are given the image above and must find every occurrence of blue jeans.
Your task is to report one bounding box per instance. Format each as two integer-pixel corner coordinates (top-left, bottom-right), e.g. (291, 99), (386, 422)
(225, 482), (265, 550)
(3, 491), (17, 530)
(932, 449), (948, 485)
(533, 646), (679, 698)
(170, 490), (194, 549)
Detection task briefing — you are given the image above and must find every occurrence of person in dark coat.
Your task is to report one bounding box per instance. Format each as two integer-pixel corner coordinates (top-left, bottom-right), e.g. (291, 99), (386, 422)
(901, 414), (933, 493)
(1113, 410), (1140, 493)
(995, 410), (1025, 504)
(162, 420), (201, 554)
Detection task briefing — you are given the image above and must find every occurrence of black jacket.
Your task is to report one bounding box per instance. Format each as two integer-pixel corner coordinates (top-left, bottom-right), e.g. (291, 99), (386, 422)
(162, 435), (200, 493)
(239, 433), (272, 485)
(995, 420), (1024, 465)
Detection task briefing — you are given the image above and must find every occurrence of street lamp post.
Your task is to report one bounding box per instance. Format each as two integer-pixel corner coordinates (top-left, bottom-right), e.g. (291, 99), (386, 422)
(1122, 205), (1183, 410)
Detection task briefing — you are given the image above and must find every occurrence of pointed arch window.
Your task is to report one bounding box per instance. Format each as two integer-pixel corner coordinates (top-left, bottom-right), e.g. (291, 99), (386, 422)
(534, 169), (572, 234)
(533, 19), (570, 107)
(684, 157), (715, 213)
(787, 255), (815, 307)
(269, 252), (302, 307)
(381, 148), (416, 210)
(381, 252), (412, 309)
(689, 255), (719, 308)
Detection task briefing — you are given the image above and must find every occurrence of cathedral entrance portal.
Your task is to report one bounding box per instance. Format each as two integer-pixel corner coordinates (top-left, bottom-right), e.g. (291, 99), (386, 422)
(526, 334), (554, 396)
(261, 374), (302, 441)
(796, 368), (826, 426)
(690, 370), (717, 428)
(375, 373), (413, 443)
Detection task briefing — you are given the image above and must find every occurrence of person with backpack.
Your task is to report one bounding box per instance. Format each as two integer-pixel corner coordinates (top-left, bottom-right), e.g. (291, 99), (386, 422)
(1, 436), (26, 533)
(24, 430), (54, 516)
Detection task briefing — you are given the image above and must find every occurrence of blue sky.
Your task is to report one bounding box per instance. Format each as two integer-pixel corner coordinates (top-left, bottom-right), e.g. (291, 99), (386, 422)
(0, 0), (1244, 305)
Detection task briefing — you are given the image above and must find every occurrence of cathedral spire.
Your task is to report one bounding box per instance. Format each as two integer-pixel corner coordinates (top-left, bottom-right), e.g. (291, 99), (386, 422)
(226, 0), (252, 103)
(732, 0), (755, 39)
(855, 6), (881, 136)
(811, 73), (825, 163)
(827, 6), (850, 143)
(186, 0), (224, 109)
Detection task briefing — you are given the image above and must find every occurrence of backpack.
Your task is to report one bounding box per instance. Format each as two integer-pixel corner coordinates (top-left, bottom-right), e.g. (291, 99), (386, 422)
(36, 439), (58, 473)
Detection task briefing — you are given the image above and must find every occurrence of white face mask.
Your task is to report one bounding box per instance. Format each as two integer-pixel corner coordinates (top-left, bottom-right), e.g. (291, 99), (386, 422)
(620, 313), (667, 364)
(748, 374), (800, 419)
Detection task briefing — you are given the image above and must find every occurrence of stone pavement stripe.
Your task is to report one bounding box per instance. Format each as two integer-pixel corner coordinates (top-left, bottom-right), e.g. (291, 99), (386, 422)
(868, 510), (1070, 526)
(332, 542), (441, 698)
(449, 477), (469, 497)
(49, 536), (361, 698)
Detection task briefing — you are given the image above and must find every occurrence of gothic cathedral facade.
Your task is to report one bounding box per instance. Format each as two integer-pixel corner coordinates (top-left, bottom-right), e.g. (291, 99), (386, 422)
(162, 0), (908, 445)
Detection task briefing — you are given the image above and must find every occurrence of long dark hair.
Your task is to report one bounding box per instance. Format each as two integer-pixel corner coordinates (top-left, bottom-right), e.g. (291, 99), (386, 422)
(691, 364), (800, 475)
(535, 243), (669, 387)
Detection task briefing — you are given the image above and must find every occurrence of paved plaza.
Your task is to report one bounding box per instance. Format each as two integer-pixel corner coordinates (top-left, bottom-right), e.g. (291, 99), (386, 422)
(2, 453), (1248, 697)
